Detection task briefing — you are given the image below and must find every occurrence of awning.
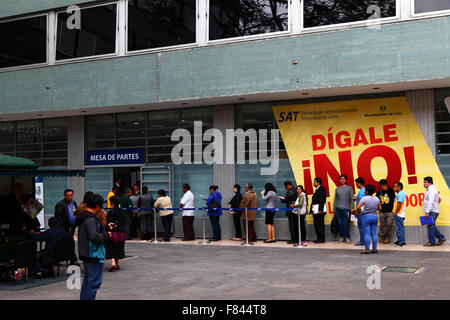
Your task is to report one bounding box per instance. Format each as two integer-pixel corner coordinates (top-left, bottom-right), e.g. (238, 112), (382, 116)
(0, 169), (86, 177)
(0, 153), (38, 168)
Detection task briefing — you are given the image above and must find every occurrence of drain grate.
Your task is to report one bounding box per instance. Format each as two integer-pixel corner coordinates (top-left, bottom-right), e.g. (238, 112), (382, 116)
(382, 266), (421, 273)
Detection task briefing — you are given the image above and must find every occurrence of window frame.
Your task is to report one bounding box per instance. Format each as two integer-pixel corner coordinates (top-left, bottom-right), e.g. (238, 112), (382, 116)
(206, 0), (292, 44)
(0, 13), (49, 72)
(54, 1), (120, 64)
(301, 0), (401, 33)
(125, 0), (199, 56)
(411, 0), (450, 19)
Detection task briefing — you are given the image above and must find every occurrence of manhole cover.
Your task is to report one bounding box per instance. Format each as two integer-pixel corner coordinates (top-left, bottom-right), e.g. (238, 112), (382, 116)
(382, 266), (421, 273)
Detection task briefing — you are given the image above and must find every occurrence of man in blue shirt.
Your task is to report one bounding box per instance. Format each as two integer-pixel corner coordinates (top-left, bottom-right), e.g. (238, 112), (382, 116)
(55, 189), (78, 265)
(393, 182), (407, 246)
(352, 177), (366, 246)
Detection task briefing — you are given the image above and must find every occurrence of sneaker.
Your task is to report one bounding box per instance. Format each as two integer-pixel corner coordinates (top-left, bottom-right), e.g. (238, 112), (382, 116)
(301, 241), (307, 246)
(371, 250), (378, 254)
(339, 237), (345, 242)
(360, 250), (371, 254)
(345, 238), (351, 244)
(438, 238), (447, 246)
(423, 242), (436, 247)
(394, 241), (399, 245)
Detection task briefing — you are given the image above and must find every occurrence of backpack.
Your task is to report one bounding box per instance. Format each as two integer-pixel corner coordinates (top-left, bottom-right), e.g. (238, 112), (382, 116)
(330, 215), (340, 235)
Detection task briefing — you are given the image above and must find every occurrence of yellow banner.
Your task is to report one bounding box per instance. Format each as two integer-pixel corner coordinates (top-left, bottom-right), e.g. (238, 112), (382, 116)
(273, 97), (450, 226)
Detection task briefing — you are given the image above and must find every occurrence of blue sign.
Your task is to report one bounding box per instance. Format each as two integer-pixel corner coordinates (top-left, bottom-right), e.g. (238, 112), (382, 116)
(86, 148), (144, 166)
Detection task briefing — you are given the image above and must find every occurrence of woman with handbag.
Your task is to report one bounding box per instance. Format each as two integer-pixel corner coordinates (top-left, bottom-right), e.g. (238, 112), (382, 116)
(106, 196), (126, 272)
(290, 185), (308, 246)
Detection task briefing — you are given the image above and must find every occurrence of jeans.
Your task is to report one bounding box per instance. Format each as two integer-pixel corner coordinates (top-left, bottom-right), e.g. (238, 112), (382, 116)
(362, 213), (378, 251)
(313, 213), (326, 242)
(427, 212), (446, 244)
(80, 262), (104, 300)
(394, 214), (406, 245)
(209, 215), (221, 240)
(379, 212), (394, 240)
(357, 214), (364, 245)
(288, 213), (299, 243)
(335, 208), (350, 239)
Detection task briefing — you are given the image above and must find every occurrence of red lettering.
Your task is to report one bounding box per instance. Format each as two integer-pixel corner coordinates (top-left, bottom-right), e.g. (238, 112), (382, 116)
(353, 129), (369, 147)
(410, 194), (418, 207)
(312, 135), (326, 151)
(419, 193), (425, 207)
(357, 145), (402, 191)
(336, 131), (352, 148)
(369, 127), (383, 144)
(384, 124), (398, 142)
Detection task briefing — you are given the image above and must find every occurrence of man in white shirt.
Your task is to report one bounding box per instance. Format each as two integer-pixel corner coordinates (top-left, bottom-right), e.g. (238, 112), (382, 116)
(423, 176), (446, 246)
(180, 184), (195, 241)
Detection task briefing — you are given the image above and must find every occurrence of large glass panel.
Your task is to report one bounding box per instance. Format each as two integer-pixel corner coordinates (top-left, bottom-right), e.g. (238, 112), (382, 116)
(56, 4), (117, 60)
(16, 120), (42, 165)
(86, 114), (116, 150)
(209, 0), (289, 40)
(128, 0), (196, 51)
(415, 0), (450, 14)
(303, 0), (396, 28)
(117, 113), (147, 148)
(435, 88), (450, 186)
(0, 16), (47, 68)
(42, 118), (68, 166)
(147, 110), (180, 163)
(180, 107), (213, 161)
(0, 122), (15, 155)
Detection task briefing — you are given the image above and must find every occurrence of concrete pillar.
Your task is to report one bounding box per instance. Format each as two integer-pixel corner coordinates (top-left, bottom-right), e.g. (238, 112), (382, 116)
(213, 105), (235, 239)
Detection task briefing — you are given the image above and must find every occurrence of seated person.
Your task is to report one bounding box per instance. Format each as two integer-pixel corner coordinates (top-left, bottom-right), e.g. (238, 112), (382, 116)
(30, 217), (66, 277)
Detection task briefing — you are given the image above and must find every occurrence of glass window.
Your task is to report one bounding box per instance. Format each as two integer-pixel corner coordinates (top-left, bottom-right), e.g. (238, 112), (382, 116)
(128, 0), (196, 52)
(435, 88), (450, 186)
(415, 0), (450, 14)
(16, 120), (42, 165)
(209, 0), (289, 40)
(0, 16), (47, 68)
(42, 118), (68, 166)
(86, 114), (116, 150)
(303, 0), (396, 28)
(147, 110), (181, 163)
(117, 113), (147, 148)
(56, 4), (117, 60)
(0, 122), (15, 155)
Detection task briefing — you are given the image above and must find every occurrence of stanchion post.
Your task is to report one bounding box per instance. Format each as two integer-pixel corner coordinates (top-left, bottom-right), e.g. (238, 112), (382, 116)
(242, 207), (253, 246)
(199, 207), (210, 245)
(151, 208), (160, 243)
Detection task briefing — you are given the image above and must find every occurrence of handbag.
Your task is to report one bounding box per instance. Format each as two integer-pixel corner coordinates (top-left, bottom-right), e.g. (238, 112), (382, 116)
(110, 232), (126, 243)
(209, 192), (221, 210)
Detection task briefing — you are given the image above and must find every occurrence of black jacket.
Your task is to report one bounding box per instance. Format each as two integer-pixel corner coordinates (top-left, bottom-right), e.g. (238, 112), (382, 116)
(55, 199), (78, 227)
(107, 208), (125, 233)
(31, 226), (67, 266)
(75, 210), (108, 262)
(281, 187), (297, 217)
(310, 185), (327, 215)
(229, 192), (243, 211)
(376, 187), (396, 213)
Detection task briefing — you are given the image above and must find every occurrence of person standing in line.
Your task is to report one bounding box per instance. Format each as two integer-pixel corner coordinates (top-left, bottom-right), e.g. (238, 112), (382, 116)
(229, 184), (243, 241)
(261, 183), (277, 243)
(154, 189), (174, 242)
(279, 181), (298, 244)
(239, 183), (258, 243)
(114, 177), (124, 196)
(310, 177), (327, 243)
(130, 184), (141, 239)
(353, 177), (366, 246)
(423, 176), (447, 246)
(54, 189), (79, 265)
(180, 184), (195, 241)
(106, 196), (125, 272)
(333, 175), (354, 244)
(107, 186), (119, 209)
(139, 186), (154, 241)
(356, 185), (381, 254)
(392, 182), (407, 247)
(376, 179), (396, 244)
(291, 185), (308, 246)
(120, 188), (133, 240)
(76, 192), (112, 300)
(206, 185), (222, 241)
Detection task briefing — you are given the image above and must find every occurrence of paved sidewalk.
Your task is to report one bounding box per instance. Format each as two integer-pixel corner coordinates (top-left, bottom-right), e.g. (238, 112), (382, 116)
(1, 241), (449, 300)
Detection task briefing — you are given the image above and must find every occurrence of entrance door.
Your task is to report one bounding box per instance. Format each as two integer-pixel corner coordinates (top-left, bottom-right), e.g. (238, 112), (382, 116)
(114, 167), (141, 191)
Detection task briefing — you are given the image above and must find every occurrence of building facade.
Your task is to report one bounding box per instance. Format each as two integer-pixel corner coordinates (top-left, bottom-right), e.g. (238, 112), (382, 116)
(1, 0), (450, 241)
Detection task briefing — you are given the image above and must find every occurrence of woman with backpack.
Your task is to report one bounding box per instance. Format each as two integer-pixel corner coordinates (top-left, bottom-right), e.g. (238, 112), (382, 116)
(206, 185), (222, 241)
(291, 185), (308, 246)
